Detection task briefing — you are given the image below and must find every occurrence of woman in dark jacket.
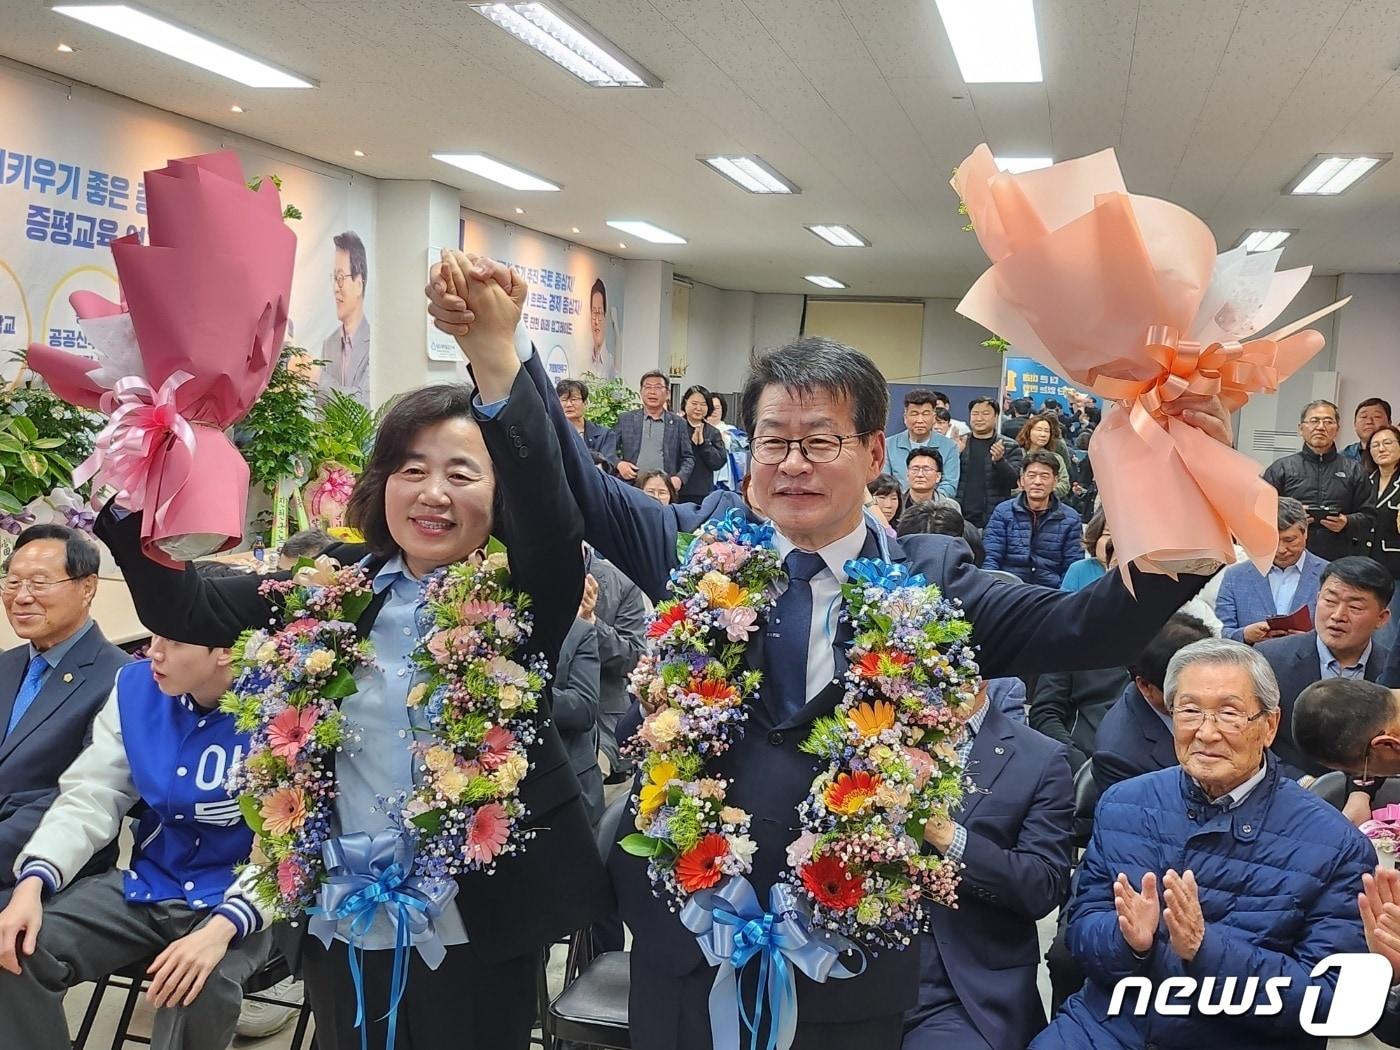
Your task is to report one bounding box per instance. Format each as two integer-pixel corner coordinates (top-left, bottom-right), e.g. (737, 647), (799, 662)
(676, 384), (728, 504)
(1368, 425), (1400, 578)
(95, 257), (609, 1050)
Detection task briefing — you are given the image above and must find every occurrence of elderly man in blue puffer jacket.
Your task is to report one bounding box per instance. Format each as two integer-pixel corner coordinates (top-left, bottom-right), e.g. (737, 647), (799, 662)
(1034, 637), (1373, 1050)
(982, 451), (1082, 587)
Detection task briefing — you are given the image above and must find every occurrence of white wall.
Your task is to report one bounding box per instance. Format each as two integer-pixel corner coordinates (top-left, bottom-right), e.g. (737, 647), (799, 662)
(617, 259), (672, 385)
(675, 280), (803, 393)
(917, 298), (1004, 389)
(1334, 274), (1400, 419)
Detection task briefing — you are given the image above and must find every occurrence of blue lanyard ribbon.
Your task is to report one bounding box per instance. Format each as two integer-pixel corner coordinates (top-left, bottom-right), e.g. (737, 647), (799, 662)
(680, 877), (865, 1050)
(307, 830), (458, 1050)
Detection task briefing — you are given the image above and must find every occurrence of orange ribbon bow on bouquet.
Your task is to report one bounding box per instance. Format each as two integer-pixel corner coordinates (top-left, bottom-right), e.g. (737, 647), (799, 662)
(952, 144), (1347, 578)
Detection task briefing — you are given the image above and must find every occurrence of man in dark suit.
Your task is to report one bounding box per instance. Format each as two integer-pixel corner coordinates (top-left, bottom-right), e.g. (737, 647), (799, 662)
(1092, 612), (1214, 793)
(1028, 666), (1130, 772)
(903, 686), (1073, 1050)
(613, 370), (694, 489)
(556, 378), (618, 463)
(1, 524), (129, 895)
(1258, 555), (1393, 778)
(425, 264), (1232, 1047)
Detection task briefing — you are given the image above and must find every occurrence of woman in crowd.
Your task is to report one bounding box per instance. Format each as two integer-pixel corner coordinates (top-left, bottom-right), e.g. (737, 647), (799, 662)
(676, 384), (728, 504)
(1061, 509), (1113, 592)
(706, 392), (748, 491)
(92, 254), (609, 1050)
(1016, 412), (1072, 498)
(868, 473), (905, 533)
(637, 470), (677, 505)
(1367, 424), (1400, 638)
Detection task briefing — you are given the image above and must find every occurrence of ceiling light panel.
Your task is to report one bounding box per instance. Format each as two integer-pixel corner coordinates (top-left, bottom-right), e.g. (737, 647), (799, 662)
(805, 275), (847, 289)
(806, 224), (869, 247)
(934, 0), (1043, 83)
(50, 4), (315, 88)
(432, 153), (561, 191)
(1241, 230), (1293, 253)
(700, 156), (799, 194)
(606, 220), (685, 244)
(468, 2), (659, 88)
(1287, 154), (1390, 195)
(993, 156), (1053, 174)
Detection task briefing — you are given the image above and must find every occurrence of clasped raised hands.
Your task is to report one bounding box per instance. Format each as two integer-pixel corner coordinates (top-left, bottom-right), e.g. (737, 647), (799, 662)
(425, 250), (525, 403)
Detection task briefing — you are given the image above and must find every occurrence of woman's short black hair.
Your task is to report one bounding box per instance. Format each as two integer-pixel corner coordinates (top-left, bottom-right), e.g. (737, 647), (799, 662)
(347, 383), (500, 557)
(681, 385), (712, 413)
(556, 379), (589, 402)
(709, 393), (726, 421)
(869, 473), (904, 526)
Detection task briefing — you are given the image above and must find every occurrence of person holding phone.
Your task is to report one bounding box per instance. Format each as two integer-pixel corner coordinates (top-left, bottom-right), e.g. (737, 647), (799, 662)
(1262, 399), (1374, 562)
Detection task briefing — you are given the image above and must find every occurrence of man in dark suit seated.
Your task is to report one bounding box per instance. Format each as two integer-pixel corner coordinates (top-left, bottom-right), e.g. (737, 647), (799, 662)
(1257, 556), (1393, 778)
(1028, 666), (1130, 773)
(902, 681), (1073, 1050)
(612, 370), (694, 490)
(1092, 612), (1214, 793)
(0, 524), (129, 900)
(426, 270), (1233, 1048)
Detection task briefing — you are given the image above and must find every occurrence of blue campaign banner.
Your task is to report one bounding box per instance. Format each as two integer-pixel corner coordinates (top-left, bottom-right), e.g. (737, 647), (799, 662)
(1003, 356), (1101, 410)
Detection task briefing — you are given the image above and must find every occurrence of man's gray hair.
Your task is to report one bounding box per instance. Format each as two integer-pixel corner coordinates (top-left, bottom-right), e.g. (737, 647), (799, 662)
(1163, 637), (1281, 713)
(1277, 496), (1308, 532)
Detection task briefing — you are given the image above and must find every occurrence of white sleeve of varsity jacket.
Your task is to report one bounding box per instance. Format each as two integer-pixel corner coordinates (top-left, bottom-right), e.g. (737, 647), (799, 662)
(15, 686), (138, 893)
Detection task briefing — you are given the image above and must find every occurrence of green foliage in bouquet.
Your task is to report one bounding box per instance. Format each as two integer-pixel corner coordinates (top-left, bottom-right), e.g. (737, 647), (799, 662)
(0, 366), (102, 513)
(240, 348), (318, 493)
(581, 372), (640, 429)
(247, 173), (303, 222)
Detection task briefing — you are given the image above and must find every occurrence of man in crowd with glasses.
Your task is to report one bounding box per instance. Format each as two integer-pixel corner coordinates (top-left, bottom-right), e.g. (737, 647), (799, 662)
(1263, 399), (1374, 562)
(556, 379), (618, 464)
(0, 524), (128, 900)
(614, 370), (694, 490)
(1036, 638), (1371, 1049)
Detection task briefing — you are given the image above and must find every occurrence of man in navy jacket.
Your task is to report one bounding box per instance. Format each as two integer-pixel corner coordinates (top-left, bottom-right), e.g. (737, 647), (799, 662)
(426, 270), (1232, 1048)
(903, 688), (1073, 1050)
(982, 452), (1082, 588)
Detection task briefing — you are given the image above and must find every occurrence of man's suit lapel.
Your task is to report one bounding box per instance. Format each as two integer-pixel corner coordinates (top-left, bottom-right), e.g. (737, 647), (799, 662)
(0, 628), (99, 765)
(1129, 689), (1177, 768)
(956, 707), (1016, 823)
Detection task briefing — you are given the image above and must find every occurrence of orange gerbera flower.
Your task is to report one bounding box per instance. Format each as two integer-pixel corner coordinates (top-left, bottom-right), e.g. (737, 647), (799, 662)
(854, 650), (913, 678)
(648, 603), (688, 639)
(697, 573), (745, 609)
(800, 854), (863, 911)
(689, 677), (739, 706)
(676, 834), (730, 892)
(848, 700), (896, 738)
(824, 771), (882, 815)
(260, 788), (308, 836)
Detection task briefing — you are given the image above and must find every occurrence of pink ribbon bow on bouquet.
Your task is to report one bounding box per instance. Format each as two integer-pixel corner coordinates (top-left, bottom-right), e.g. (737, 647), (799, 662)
(28, 151), (296, 567)
(952, 144), (1348, 578)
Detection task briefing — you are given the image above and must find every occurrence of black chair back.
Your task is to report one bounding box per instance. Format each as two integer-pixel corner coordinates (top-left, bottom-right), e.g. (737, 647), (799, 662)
(1072, 761), (1100, 852)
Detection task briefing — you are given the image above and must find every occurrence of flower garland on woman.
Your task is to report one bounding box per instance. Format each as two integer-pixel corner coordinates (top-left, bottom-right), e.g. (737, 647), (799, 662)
(622, 509), (980, 951)
(224, 549), (546, 916)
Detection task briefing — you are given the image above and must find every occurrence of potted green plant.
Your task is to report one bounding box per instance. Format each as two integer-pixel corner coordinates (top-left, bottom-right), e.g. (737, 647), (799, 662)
(581, 372), (640, 429)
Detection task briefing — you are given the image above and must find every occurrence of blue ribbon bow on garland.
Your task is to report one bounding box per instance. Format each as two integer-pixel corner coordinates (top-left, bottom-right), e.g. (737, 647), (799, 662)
(680, 876), (865, 1050)
(307, 830), (458, 1050)
(844, 557), (928, 592)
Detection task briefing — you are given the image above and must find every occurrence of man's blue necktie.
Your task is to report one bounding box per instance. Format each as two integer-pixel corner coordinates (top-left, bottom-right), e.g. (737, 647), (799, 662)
(4, 654), (49, 741)
(766, 551), (827, 721)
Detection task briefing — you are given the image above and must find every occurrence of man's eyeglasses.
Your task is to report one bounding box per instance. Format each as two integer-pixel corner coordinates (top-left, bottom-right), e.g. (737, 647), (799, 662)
(1172, 705), (1270, 734)
(907, 465), (940, 475)
(1302, 417), (1339, 428)
(750, 433), (871, 465)
(331, 271), (360, 288)
(1, 576), (79, 598)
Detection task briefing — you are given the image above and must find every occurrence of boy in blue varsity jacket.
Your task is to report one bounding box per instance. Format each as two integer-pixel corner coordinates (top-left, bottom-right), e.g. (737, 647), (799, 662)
(0, 635), (269, 1050)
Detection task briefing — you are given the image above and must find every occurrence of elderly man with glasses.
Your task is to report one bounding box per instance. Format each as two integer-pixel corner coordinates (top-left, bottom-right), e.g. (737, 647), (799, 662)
(1034, 637), (1372, 1050)
(0, 524), (129, 900)
(1263, 399), (1375, 562)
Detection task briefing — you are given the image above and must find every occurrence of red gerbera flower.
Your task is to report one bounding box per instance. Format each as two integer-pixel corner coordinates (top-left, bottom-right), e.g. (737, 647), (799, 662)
(800, 855), (863, 911)
(648, 603), (688, 639)
(676, 833), (730, 892)
(688, 677), (738, 706)
(855, 650), (913, 678)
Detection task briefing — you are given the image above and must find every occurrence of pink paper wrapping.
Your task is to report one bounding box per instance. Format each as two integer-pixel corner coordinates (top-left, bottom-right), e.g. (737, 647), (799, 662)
(952, 144), (1345, 577)
(27, 151), (295, 567)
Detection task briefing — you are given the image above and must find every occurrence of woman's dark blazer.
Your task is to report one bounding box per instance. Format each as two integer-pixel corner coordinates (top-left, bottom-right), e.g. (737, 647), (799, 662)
(95, 365), (611, 967)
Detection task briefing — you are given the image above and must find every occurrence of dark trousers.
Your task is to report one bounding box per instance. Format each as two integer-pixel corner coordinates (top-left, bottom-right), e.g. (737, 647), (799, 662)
(302, 938), (538, 1050)
(1045, 910), (1084, 1015)
(629, 958), (904, 1050)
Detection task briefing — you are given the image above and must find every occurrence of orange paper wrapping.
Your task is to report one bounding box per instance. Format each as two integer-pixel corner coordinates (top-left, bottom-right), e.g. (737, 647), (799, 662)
(952, 144), (1346, 578)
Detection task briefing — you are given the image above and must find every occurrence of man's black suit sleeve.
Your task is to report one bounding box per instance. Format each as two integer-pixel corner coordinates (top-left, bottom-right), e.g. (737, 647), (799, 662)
(927, 536), (1210, 680)
(1090, 748), (1141, 795)
(1028, 672), (1087, 769)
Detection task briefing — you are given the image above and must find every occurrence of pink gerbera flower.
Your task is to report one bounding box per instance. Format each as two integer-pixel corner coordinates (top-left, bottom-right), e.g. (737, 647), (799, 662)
(277, 856), (305, 897)
(284, 617), (321, 636)
(464, 802), (511, 864)
(479, 725), (516, 770)
(267, 706), (319, 761)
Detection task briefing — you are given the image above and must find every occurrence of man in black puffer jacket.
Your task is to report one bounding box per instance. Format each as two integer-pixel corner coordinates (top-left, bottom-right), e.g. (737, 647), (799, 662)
(1263, 399), (1374, 562)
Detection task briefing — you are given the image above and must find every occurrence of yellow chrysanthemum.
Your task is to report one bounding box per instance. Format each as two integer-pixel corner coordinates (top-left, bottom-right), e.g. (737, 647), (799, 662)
(698, 572), (745, 609)
(848, 700), (896, 738)
(639, 761), (678, 816)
